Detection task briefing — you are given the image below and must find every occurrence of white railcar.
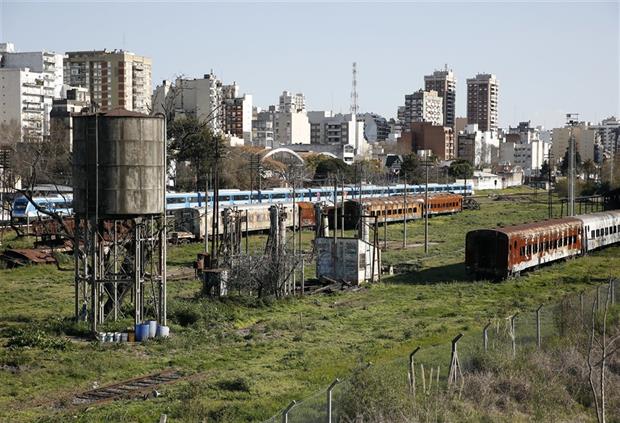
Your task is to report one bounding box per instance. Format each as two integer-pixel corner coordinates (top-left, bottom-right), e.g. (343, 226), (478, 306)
(577, 210), (620, 253)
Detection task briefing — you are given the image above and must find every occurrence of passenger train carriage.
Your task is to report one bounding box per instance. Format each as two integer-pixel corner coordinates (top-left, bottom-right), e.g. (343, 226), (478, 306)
(11, 183), (473, 220)
(466, 210), (620, 279)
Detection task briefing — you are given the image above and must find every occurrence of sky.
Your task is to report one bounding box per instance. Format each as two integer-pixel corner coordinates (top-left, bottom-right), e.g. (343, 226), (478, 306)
(1, 1), (618, 129)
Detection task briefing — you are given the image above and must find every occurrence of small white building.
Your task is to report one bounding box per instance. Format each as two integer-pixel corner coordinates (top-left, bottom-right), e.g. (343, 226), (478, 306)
(457, 170), (502, 190)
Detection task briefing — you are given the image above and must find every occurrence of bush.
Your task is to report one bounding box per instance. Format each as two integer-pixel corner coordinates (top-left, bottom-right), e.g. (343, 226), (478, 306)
(6, 328), (69, 351)
(216, 377), (251, 393)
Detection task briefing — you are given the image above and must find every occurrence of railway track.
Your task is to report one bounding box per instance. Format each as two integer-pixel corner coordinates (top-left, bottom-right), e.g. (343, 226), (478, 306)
(71, 370), (184, 406)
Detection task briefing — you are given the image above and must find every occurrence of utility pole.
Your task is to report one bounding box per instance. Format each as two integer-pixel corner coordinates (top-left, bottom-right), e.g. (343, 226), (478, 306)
(211, 138), (221, 266)
(424, 158), (431, 254)
(548, 152), (553, 219)
(205, 171), (210, 253)
(567, 113), (579, 217)
(341, 176), (345, 238)
(333, 175), (337, 244)
(403, 177), (407, 248)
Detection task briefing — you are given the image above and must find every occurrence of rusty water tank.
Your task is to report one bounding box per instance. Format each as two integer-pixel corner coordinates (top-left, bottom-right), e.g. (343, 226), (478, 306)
(72, 110), (165, 217)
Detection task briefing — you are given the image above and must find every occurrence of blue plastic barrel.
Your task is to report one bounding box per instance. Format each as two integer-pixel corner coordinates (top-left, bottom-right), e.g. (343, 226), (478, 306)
(135, 323), (150, 342)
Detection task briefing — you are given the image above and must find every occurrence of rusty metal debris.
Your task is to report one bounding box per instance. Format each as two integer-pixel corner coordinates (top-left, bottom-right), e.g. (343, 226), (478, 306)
(0, 248), (60, 267)
(71, 370), (183, 406)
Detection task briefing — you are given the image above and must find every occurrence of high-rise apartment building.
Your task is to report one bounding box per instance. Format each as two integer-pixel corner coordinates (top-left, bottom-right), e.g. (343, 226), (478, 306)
(221, 86), (252, 144)
(591, 116), (620, 155)
(400, 90), (443, 130)
(64, 49), (152, 113)
(0, 43), (64, 142)
(466, 73), (499, 132)
(424, 67), (456, 127)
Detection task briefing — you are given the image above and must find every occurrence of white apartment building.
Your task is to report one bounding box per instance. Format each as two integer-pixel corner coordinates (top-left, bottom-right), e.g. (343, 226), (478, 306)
(65, 49), (151, 113)
(153, 74), (253, 144)
(591, 116), (620, 155)
(0, 43), (64, 98)
(252, 106), (277, 148)
(457, 124), (500, 167)
(499, 121), (550, 177)
(275, 91), (310, 145)
(0, 68), (54, 142)
(0, 43), (64, 142)
(400, 90), (443, 130)
(500, 140), (549, 177)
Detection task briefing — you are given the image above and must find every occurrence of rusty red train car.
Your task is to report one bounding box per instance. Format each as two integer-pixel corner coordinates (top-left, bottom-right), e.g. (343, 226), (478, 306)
(466, 218), (583, 279)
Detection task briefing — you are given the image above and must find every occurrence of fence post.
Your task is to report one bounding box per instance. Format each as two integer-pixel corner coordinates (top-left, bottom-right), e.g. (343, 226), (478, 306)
(326, 378), (340, 423)
(536, 304), (543, 349)
(483, 322), (491, 352)
(282, 400), (296, 423)
(408, 346), (421, 398)
(510, 313), (518, 358)
(448, 333), (464, 386)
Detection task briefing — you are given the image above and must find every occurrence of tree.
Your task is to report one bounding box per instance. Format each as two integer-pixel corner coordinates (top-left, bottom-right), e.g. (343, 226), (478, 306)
(582, 159), (597, 182)
(540, 160), (550, 179)
(448, 159), (474, 179)
(560, 147), (583, 176)
(0, 119), (73, 242)
(313, 157), (352, 183)
(167, 117), (227, 191)
(400, 154), (420, 183)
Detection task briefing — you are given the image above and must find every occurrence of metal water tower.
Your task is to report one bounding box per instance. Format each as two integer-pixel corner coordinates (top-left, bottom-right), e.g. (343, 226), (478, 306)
(72, 110), (167, 332)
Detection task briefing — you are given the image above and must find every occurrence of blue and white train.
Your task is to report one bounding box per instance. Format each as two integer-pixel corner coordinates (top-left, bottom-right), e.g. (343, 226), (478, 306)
(12, 183), (473, 220)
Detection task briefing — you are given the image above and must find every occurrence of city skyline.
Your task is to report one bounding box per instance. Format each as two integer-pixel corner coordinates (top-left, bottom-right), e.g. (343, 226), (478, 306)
(1, 1), (618, 129)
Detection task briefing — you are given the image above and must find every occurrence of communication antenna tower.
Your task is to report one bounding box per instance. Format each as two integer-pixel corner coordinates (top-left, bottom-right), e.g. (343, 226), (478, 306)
(350, 62), (359, 115)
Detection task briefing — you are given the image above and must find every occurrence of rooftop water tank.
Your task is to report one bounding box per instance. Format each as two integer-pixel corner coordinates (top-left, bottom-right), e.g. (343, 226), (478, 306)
(73, 110), (165, 217)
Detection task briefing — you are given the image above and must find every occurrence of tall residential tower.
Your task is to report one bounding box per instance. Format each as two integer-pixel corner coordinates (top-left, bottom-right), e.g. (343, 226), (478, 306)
(64, 49), (152, 113)
(424, 66), (456, 127)
(466, 73), (499, 132)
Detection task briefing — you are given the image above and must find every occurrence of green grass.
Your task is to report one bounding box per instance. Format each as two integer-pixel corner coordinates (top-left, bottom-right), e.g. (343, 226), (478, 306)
(0, 187), (617, 422)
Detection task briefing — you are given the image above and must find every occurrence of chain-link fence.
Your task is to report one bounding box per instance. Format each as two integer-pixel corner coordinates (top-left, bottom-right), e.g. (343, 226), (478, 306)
(263, 279), (619, 423)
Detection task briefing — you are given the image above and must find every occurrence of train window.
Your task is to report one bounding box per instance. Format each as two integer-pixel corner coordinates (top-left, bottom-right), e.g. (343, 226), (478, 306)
(527, 245), (531, 255)
(219, 195), (231, 201)
(605, 227), (609, 236)
(591, 230), (595, 239)
(514, 241), (517, 249)
(572, 235), (577, 244)
(533, 244), (538, 254)
(413, 207), (417, 213)
(596, 229), (600, 237)
(520, 246), (525, 256)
